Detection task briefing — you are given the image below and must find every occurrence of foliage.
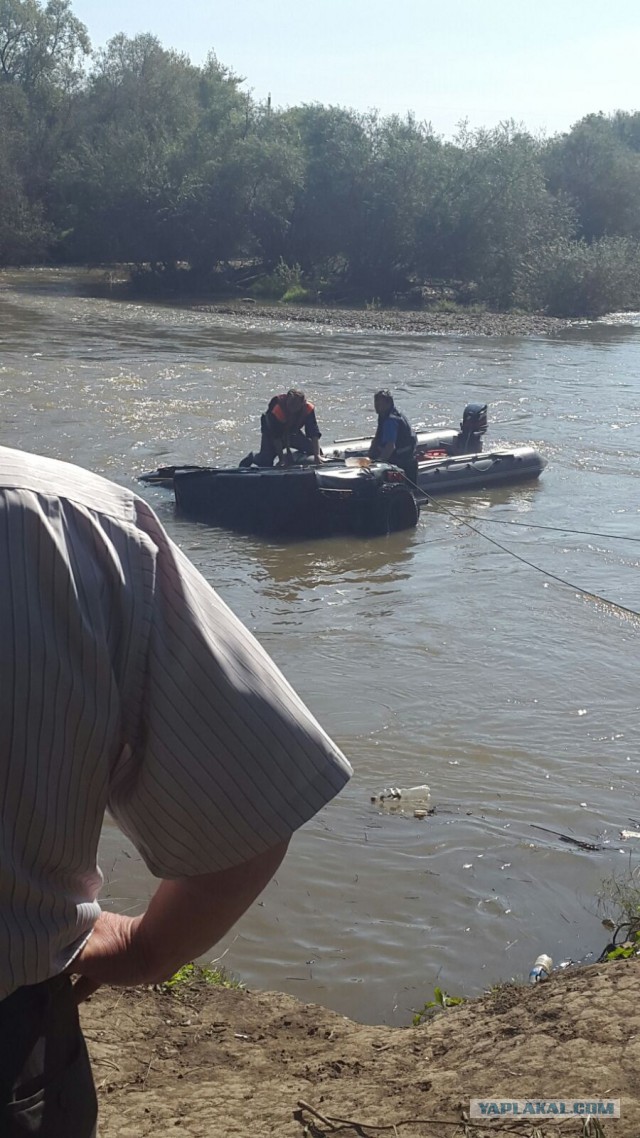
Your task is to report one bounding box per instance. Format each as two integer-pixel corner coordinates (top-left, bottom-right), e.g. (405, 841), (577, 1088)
(0, 0), (90, 92)
(282, 283), (314, 303)
(412, 986), (466, 1025)
(250, 259), (303, 299)
(597, 864), (640, 961)
(515, 235), (640, 317)
(0, 82), (52, 260)
(4, 4), (640, 317)
(598, 864), (640, 932)
(545, 113), (640, 242)
(604, 930), (640, 962)
(161, 961), (242, 992)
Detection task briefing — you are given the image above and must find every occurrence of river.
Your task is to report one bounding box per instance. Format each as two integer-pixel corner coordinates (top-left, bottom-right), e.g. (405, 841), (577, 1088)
(2, 268), (639, 1025)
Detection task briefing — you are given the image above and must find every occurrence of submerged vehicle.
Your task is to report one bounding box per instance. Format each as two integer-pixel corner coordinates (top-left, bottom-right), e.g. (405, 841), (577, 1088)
(139, 403), (545, 537)
(140, 461), (419, 538)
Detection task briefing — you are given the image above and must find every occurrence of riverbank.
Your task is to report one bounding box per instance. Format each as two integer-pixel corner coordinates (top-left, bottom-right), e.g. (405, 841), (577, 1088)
(85, 958), (639, 1137)
(193, 297), (576, 337)
(2, 268), (578, 335)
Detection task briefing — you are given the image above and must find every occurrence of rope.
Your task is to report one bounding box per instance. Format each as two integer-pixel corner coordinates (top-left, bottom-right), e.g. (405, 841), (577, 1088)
(437, 514), (640, 544)
(405, 478), (640, 622)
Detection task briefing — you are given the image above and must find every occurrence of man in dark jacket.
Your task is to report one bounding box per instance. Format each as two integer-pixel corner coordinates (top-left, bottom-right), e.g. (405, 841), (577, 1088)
(240, 389), (322, 467)
(368, 390), (418, 484)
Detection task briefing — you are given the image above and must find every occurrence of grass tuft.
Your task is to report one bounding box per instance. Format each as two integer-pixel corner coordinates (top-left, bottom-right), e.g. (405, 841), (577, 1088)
(162, 961), (243, 992)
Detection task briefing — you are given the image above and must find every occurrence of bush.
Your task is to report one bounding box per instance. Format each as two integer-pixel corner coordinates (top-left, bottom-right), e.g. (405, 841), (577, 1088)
(516, 236), (640, 317)
(282, 283), (314, 303)
(250, 259), (303, 300)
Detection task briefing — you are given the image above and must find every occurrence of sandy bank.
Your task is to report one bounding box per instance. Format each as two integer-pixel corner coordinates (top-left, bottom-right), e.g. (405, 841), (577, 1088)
(84, 958), (638, 1137)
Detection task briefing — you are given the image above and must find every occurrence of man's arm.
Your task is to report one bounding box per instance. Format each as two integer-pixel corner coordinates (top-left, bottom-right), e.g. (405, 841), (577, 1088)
(72, 839), (289, 997)
(376, 441), (396, 462)
(264, 406), (287, 464)
(375, 418), (399, 463)
(99, 503), (351, 984)
(304, 410), (322, 465)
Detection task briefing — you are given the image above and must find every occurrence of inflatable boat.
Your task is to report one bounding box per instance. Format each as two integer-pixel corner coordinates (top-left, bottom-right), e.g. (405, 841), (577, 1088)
(139, 461), (419, 538)
(414, 445), (545, 494)
(326, 403), (546, 495)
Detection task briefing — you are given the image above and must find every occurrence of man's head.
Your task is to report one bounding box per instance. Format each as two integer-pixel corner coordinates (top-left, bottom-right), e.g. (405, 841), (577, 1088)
(285, 389), (306, 414)
(374, 389), (394, 416)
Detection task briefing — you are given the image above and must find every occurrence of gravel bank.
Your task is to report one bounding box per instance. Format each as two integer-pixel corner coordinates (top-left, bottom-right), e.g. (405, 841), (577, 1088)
(194, 298), (576, 337)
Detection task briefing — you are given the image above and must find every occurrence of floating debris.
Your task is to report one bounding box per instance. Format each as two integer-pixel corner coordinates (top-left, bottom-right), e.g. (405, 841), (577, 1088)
(371, 784), (431, 814)
(530, 824), (603, 852)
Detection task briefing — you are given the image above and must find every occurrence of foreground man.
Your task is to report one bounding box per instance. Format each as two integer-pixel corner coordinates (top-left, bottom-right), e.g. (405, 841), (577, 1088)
(0, 444), (351, 1136)
(240, 388), (323, 467)
(368, 389), (418, 484)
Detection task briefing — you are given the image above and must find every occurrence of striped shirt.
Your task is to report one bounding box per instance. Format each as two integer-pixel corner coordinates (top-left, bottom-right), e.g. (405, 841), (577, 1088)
(0, 445), (352, 1001)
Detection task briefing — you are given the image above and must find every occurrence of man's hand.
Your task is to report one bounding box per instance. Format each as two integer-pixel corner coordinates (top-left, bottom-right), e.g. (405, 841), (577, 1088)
(69, 911), (146, 1002)
(70, 840), (289, 1001)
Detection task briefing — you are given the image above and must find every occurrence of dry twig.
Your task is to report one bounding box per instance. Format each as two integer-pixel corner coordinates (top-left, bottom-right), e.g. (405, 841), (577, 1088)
(296, 1101), (589, 1138)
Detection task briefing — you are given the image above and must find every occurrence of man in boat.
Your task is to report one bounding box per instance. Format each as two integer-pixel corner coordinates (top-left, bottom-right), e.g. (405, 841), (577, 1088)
(0, 443), (351, 1135)
(240, 389), (323, 467)
(368, 390), (418, 484)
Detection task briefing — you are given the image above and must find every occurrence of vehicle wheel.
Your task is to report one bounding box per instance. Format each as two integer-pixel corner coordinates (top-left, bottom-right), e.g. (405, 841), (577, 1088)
(364, 485), (419, 535)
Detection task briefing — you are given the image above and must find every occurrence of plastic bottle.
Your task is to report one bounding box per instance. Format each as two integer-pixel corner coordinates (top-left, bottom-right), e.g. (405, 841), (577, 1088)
(371, 784), (431, 804)
(529, 953), (553, 983)
(371, 785), (431, 816)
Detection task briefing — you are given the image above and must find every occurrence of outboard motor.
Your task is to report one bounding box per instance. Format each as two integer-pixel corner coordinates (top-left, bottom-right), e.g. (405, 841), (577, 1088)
(458, 403), (488, 453)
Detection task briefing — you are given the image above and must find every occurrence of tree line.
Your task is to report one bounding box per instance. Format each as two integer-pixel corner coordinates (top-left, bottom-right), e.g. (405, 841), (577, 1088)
(2, 0), (640, 317)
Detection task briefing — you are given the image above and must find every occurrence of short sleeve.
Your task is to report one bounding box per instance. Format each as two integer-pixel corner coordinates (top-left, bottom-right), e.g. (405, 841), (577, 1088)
(381, 418), (399, 446)
(107, 503), (352, 878)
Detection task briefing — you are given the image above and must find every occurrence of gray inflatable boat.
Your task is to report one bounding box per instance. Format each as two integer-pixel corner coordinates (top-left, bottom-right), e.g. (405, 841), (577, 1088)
(327, 403), (546, 494)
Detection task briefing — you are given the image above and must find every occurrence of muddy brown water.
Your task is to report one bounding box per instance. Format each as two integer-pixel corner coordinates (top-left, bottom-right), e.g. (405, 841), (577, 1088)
(2, 268), (640, 1025)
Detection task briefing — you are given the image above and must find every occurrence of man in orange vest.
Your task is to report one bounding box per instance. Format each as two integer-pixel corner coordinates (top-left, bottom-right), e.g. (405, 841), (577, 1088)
(240, 389), (323, 467)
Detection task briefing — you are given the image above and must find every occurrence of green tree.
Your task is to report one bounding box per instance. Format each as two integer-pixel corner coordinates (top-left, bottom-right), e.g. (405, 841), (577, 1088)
(284, 104), (373, 280)
(239, 105), (304, 269)
(0, 81), (51, 261)
(164, 58), (275, 276)
(414, 123), (574, 308)
(0, 0), (90, 261)
(0, 0), (89, 92)
(58, 38), (247, 265)
(545, 113), (640, 241)
(346, 113), (442, 299)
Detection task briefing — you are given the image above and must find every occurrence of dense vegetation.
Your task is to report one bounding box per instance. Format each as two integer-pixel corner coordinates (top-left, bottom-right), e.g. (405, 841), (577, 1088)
(2, 0), (640, 316)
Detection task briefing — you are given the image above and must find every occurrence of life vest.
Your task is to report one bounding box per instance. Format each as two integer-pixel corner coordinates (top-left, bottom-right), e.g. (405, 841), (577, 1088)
(373, 406), (416, 458)
(269, 395), (315, 434)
